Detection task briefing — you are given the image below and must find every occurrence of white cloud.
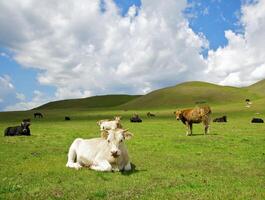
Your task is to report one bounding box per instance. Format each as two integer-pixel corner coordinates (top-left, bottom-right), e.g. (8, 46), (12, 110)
(4, 90), (53, 111)
(0, 75), (18, 110)
(16, 92), (26, 101)
(0, 0), (208, 101)
(0, 0), (265, 111)
(0, 52), (9, 58)
(206, 0), (265, 86)
(0, 75), (14, 95)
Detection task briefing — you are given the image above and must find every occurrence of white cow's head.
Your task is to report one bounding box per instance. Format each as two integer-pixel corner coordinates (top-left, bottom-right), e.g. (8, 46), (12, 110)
(101, 129), (133, 158)
(114, 116), (121, 121)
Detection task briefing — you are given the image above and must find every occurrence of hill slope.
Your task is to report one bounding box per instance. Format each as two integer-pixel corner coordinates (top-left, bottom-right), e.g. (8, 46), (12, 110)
(120, 81), (263, 109)
(246, 79), (265, 96)
(35, 95), (141, 110)
(33, 80), (265, 110)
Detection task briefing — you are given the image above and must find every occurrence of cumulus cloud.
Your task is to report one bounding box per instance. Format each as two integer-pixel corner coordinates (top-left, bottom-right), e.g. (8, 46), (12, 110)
(4, 90), (53, 111)
(0, 75), (14, 100)
(0, 0), (265, 111)
(0, 0), (208, 101)
(206, 0), (265, 86)
(0, 75), (19, 110)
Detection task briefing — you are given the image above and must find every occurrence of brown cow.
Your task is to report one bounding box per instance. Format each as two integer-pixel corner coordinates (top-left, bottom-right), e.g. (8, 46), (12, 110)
(174, 105), (212, 136)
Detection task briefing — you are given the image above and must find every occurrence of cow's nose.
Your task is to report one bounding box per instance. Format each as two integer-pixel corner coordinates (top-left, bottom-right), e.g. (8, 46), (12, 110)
(111, 151), (119, 157)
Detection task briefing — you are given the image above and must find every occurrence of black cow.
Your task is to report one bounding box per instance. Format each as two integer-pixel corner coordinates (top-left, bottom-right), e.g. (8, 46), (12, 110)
(130, 115), (142, 123)
(213, 116), (227, 122)
(4, 119), (31, 136)
(65, 116), (71, 121)
(251, 118), (264, 123)
(34, 112), (43, 118)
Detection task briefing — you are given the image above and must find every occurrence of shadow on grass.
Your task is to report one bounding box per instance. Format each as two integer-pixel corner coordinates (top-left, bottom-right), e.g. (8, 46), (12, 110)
(190, 133), (218, 136)
(120, 163), (146, 176)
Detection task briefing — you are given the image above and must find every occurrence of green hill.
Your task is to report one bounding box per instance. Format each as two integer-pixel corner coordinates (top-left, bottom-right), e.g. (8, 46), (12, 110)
(119, 81), (264, 109)
(35, 95), (141, 110)
(33, 80), (265, 110)
(246, 79), (265, 96)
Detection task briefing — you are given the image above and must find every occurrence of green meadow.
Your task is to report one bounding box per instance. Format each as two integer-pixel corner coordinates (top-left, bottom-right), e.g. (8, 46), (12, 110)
(0, 81), (264, 199)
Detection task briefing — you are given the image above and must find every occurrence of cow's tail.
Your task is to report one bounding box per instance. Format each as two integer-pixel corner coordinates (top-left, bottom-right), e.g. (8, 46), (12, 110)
(66, 138), (82, 168)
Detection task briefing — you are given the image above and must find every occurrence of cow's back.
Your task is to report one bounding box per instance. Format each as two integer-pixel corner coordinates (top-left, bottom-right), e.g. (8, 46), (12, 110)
(182, 109), (201, 122)
(78, 138), (109, 161)
(4, 126), (20, 136)
(200, 105), (211, 115)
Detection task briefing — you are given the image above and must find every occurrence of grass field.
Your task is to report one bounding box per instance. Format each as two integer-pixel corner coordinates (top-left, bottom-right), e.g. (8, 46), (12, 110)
(0, 81), (265, 199)
(0, 101), (265, 200)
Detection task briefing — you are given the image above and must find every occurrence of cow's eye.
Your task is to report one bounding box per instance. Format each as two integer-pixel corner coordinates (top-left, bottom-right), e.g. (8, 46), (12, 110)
(107, 140), (110, 143)
(120, 139), (123, 143)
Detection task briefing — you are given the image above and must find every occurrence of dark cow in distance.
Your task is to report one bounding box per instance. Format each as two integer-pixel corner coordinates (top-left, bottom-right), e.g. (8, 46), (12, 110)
(65, 116), (71, 121)
(174, 105), (212, 136)
(130, 114), (142, 123)
(251, 118), (264, 123)
(34, 112), (43, 118)
(4, 119), (31, 136)
(213, 116), (227, 122)
(147, 112), (156, 117)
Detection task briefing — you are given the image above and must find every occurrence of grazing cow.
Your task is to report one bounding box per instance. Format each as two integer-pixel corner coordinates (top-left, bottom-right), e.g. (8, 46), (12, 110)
(97, 116), (122, 131)
(34, 112), (43, 118)
(213, 116), (227, 122)
(66, 128), (133, 172)
(65, 116), (71, 121)
(174, 105), (212, 136)
(130, 114), (142, 122)
(251, 118), (264, 123)
(4, 119), (31, 136)
(147, 112), (155, 117)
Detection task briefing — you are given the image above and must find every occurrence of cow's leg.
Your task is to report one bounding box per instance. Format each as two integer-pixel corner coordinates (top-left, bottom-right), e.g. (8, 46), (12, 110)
(90, 160), (112, 172)
(203, 118), (210, 134)
(66, 139), (82, 170)
(124, 162), (131, 171)
(185, 121), (191, 136)
(189, 123), (193, 135)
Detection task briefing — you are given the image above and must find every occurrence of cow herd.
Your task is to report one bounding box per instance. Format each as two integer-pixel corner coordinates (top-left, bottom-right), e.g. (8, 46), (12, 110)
(2, 106), (264, 172)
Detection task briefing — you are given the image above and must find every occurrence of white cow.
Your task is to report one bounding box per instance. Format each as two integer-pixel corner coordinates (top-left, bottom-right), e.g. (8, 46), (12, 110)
(97, 116), (122, 131)
(66, 128), (133, 172)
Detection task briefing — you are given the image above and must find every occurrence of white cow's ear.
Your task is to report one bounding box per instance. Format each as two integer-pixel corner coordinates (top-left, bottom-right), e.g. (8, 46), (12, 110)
(123, 131), (133, 140)
(101, 130), (109, 139)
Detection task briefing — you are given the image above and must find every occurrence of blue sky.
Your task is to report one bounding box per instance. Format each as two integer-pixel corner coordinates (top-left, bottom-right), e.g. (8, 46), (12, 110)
(0, 0), (264, 111)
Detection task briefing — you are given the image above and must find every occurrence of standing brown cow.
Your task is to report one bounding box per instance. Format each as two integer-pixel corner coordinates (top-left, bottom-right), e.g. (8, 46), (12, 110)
(174, 105), (212, 136)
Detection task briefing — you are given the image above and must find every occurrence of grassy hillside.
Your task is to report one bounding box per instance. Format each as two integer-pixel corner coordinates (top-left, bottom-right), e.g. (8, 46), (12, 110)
(35, 95), (141, 110)
(246, 79), (265, 96)
(33, 80), (265, 111)
(120, 81), (263, 109)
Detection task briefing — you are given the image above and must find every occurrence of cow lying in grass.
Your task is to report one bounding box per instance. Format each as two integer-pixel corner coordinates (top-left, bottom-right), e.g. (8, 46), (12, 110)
(66, 128), (133, 172)
(213, 115), (227, 122)
(4, 119), (31, 136)
(174, 105), (212, 136)
(97, 116), (122, 130)
(65, 116), (71, 121)
(130, 114), (142, 122)
(251, 118), (264, 123)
